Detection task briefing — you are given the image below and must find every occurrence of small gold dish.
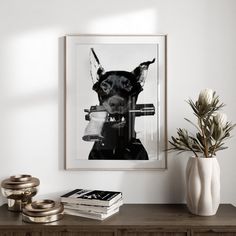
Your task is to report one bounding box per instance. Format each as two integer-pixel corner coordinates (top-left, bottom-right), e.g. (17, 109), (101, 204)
(1, 174), (40, 212)
(22, 199), (64, 223)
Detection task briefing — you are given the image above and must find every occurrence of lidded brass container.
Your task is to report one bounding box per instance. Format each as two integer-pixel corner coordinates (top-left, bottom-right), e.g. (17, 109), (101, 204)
(1, 174), (40, 212)
(22, 200), (64, 223)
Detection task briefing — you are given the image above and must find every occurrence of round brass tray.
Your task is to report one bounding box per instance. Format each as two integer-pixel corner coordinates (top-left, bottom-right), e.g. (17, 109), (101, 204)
(1, 175), (40, 190)
(22, 212), (64, 223)
(1, 174), (40, 211)
(23, 200), (64, 223)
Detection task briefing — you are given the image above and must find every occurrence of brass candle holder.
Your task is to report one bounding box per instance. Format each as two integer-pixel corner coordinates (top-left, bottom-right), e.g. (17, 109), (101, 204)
(1, 174), (40, 212)
(22, 199), (64, 223)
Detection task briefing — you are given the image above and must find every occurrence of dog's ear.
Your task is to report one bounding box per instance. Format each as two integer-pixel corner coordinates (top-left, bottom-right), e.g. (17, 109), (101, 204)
(90, 48), (105, 83)
(131, 58), (155, 86)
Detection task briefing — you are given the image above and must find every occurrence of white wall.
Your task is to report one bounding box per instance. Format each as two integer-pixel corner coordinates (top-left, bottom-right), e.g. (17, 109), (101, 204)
(0, 0), (236, 205)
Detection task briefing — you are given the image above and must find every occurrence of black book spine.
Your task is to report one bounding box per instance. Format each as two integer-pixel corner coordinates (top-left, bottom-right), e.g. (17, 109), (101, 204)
(61, 189), (80, 198)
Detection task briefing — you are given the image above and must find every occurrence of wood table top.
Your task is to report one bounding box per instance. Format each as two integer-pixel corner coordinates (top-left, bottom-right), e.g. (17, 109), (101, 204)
(0, 204), (236, 229)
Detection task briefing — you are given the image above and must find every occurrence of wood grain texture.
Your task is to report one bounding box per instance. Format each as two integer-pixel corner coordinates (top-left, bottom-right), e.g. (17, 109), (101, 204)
(44, 232), (114, 236)
(0, 204), (236, 235)
(119, 233), (186, 236)
(193, 233), (236, 236)
(0, 231), (42, 236)
(193, 229), (236, 236)
(118, 229), (187, 236)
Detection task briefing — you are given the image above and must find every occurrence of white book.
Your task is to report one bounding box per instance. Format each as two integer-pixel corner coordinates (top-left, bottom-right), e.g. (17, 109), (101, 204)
(64, 207), (119, 220)
(63, 198), (123, 214)
(61, 189), (122, 207)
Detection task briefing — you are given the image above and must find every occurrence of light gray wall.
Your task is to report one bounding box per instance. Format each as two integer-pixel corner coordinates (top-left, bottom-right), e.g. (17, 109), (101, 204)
(0, 0), (236, 205)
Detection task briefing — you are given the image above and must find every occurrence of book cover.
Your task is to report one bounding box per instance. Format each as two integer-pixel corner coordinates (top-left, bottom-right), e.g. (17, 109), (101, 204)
(63, 198), (123, 214)
(64, 207), (119, 220)
(61, 189), (122, 207)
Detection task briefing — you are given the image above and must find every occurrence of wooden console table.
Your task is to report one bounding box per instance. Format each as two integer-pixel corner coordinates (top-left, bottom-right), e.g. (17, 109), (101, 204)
(0, 204), (236, 235)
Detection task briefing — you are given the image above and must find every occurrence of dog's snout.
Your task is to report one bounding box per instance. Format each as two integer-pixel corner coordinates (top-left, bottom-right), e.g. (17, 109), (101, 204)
(108, 96), (124, 108)
(105, 96), (126, 114)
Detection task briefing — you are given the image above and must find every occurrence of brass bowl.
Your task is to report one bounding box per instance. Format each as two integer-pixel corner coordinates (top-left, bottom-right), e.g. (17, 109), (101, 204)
(22, 199), (64, 223)
(1, 174), (40, 212)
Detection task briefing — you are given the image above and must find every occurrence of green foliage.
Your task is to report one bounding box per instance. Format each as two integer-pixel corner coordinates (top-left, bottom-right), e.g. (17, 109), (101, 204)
(169, 90), (235, 158)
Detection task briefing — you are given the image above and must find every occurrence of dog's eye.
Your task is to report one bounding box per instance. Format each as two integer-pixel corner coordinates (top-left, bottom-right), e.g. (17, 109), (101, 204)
(100, 81), (111, 94)
(122, 80), (132, 91)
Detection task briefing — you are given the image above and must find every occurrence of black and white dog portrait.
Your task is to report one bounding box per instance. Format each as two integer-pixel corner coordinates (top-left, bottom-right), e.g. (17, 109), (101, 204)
(82, 48), (156, 160)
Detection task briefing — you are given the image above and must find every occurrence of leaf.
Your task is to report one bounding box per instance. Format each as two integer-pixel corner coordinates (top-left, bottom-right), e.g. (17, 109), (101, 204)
(184, 118), (201, 132)
(167, 91), (235, 157)
(187, 99), (199, 115)
(196, 133), (204, 146)
(215, 146), (228, 152)
(194, 140), (205, 153)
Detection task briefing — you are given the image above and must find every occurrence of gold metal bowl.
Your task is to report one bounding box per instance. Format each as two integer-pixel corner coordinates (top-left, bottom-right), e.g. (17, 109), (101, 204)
(22, 200), (64, 223)
(1, 174), (40, 212)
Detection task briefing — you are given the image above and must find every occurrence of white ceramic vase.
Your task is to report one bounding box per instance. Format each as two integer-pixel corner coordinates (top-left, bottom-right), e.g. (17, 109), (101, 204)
(186, 157), (220, 216)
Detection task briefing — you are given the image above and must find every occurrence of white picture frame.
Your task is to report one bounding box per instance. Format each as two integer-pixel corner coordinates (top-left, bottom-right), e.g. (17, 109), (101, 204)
(65, 35), (167, 170)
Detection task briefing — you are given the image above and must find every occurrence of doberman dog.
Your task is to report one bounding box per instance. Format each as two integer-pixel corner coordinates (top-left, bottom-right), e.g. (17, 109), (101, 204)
(84, 48), (155, 160)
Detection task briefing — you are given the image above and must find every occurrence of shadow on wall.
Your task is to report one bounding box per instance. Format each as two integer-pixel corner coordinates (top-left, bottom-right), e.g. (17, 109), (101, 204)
(166, 153), (188, 203)
(0, 0), (159, 35)
(0, 0), (161, 204)
(115, 154), (187, 204)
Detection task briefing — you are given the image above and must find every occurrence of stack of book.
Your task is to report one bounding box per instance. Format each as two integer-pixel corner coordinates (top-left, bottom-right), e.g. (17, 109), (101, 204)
(60, 189), (123, 220)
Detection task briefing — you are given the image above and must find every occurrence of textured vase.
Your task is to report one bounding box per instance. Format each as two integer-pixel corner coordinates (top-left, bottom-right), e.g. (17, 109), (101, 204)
(186, 157), (220, 216)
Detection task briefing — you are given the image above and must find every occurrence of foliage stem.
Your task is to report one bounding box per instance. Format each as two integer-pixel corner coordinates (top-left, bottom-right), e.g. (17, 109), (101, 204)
(199, 117), (209, 158)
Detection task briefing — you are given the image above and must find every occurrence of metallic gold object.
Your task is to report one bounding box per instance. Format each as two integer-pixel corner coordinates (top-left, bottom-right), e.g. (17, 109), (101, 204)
(1, 174), (40, 212)
(22, 200), (64, 223)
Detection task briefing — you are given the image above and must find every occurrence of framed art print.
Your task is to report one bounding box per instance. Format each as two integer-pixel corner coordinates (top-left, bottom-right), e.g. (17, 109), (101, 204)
(65, 35), (167, 170)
